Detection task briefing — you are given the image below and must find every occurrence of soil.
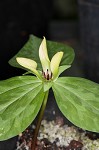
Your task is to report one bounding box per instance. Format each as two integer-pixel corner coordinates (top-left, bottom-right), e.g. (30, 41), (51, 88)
(15, 117), (99, 150)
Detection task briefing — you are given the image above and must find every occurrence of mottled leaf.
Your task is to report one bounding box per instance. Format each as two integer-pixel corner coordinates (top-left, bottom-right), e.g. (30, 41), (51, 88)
(52, 77), (99, 132)
(0, 76), (44, 140)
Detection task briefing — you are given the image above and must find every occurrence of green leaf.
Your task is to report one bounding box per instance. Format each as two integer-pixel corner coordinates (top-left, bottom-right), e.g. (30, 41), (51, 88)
(9, 35), (75, 71)
(0, 76), (45, 140)
(52, 77), (99, 132)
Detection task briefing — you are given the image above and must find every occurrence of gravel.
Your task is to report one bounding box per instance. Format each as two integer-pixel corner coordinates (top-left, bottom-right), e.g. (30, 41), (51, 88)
(15, 117), (99, 150)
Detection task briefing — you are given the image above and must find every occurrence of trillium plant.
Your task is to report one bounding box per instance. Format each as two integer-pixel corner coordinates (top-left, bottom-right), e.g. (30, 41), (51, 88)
(0, 35), (99, 149)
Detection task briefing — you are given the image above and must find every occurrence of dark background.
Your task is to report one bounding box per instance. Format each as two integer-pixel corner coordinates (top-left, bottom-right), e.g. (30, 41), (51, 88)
(0, 0), (53, 80)
(0, 0), (99, 82)
(0, 0), (78, 80)
(0, 0), (99, 83)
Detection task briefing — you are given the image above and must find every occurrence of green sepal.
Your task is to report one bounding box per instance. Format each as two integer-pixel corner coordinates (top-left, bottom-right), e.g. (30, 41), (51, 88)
(58, 65), (71, 77)
(43, 81), (53, 92)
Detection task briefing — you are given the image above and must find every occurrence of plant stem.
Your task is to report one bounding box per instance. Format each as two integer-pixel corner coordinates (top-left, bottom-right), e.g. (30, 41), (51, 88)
(31, 90), (49, 150)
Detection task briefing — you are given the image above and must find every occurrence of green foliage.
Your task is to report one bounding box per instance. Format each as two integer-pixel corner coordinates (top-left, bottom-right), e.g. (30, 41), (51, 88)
(0, 76), (44, 140)
(0, 35), (99, 141)
(52, 77), (99, 132)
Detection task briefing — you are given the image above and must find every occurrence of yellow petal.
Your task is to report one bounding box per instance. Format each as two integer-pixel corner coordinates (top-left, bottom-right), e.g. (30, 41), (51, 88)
(50, 51), (63, 80)
(39, 37), (50, 62)
(16, 57), (41, 79)
(39, 37), (51, 72)
(16, 57), (37, 70)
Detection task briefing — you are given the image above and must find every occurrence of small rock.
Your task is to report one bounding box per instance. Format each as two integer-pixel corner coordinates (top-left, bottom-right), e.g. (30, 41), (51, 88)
(67, 140), (83, 149)
(55, 116), (64, 126)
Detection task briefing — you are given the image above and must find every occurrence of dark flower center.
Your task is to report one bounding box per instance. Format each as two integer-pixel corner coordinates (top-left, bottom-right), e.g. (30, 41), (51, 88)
(42, 69), (52, 80)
